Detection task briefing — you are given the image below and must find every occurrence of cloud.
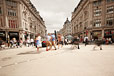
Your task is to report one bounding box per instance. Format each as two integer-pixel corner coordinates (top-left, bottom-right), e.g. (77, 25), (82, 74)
(31, 0), (80, 33)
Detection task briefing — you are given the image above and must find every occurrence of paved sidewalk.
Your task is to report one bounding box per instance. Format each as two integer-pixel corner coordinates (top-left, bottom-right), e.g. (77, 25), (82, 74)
(0, 45), (114, 76)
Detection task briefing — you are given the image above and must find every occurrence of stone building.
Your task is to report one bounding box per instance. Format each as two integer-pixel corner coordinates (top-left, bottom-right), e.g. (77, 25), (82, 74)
(71, 0), (114, 41)
(59, 18), (72, 36)
(0, 0), (46, 42)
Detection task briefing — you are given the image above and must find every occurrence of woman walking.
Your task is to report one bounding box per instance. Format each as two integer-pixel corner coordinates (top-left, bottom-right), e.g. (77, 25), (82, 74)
(35, 33), (42, 52)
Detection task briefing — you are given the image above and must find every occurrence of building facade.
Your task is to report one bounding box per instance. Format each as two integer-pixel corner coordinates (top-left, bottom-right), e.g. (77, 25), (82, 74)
(71, 0), (114, 42)
(0, 0), (46, 42)
(59, 18), (72, 36)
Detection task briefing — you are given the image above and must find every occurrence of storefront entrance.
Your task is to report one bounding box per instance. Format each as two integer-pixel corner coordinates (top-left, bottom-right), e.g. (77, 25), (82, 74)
(92, 31), (102, 40)
(0, 31), (6, 41)
(104, 30), (114, 42)
(9, 32), (19, 40)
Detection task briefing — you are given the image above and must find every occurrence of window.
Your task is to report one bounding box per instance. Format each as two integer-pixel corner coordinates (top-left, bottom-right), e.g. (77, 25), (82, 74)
(94, 20), (101, 27)
(0, 19), (3, 27)
(8, 9), (16, 16)
(0, 7), (2, 14)
(6, 0), (17, 7)
(106, 18), (114, 26)
(106, 0), (114, 2)
(8, 20), (18, 28)
(0, 0), (3, 4)
(107, 6), (114, 14)
(94, 9), (101, 16)
(93, 0), (101, 6)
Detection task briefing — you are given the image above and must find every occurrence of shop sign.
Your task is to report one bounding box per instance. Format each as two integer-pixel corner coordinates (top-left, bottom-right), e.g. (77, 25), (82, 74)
(9, 33), (18, 36)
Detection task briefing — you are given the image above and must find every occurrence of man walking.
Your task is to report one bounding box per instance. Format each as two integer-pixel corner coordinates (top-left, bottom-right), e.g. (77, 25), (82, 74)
(51, 33), (57, 50)
(84, 36), (89, 46)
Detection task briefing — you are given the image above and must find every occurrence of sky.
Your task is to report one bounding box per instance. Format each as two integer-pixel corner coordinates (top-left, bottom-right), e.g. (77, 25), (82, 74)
(30, 0), (80, 33)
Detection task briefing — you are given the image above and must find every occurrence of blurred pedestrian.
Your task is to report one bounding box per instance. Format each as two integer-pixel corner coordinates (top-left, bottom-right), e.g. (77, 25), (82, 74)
(12, 38), (17, 48)
(109, 38), (112, 44)
(106, 38), (109, 45)
(84, 36), (89, 46)
(19, 38), (23, 47)
(30, 38), (34, 46)
(35, 33), (42, 52)
(71, 36), (80, 49)
(61, 35), (64, 47)
(26, 38), (30, 47)
(93, 37), (103, 50)
(51, 33), (57, 50)
(46, 33), (52, 51)
(57, 34), (62, 49)
(64, 38), (68, 45)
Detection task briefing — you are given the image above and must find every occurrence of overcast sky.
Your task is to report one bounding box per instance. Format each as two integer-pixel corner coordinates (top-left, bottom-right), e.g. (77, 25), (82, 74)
(30, 0), (80, 33)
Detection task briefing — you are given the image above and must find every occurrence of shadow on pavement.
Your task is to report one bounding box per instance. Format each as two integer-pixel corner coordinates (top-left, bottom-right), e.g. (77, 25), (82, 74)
(0, 57), (12, 61)
(91, 49), (100, 51)
(17, 51), (41, 55)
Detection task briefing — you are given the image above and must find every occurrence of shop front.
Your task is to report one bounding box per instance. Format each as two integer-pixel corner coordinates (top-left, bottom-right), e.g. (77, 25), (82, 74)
(0, 31), (6, 41)
(92, 31), (102, 40)
(104, 30), (114, 42)
(30, 33), (35, 39)
(9, 32), (19, 40)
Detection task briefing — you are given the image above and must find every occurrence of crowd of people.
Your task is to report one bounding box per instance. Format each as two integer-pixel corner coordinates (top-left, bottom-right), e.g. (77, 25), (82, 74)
(35, 33), (68, 52)
(0, 33), (69, 51)
(0, 33), (114, 51)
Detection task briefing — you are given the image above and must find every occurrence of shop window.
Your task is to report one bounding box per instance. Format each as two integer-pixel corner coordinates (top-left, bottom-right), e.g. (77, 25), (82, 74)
(106, 18), (114, 26)
(8, 20), (18, 28)
(107, 6), (114, 14)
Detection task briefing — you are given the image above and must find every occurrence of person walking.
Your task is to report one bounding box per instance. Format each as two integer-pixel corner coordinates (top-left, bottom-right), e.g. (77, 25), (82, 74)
(71, 36), (80, 49)
(106, 38), (109, 45)
(64, 38), (68, 45)
(93, 36), (103, 50)
(19, 38), (23, 48)
(26, 38), (30, 47)
(30, 38), (34, 46)
(46, 33), (52, 51)
(84, 36), (89, 46)
(61, 35), (64, 47)
(12, 38), (17, 48)
(35, 33), (42, 52)
(51, 33), (57, 50)
(57, 34), (62, 49)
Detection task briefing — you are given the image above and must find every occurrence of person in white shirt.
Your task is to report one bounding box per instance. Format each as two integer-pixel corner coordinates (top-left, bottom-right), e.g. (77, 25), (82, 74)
(84, 36), (89, 46)
(30, 38), (34, 46)
(26, 38), (30, 47)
